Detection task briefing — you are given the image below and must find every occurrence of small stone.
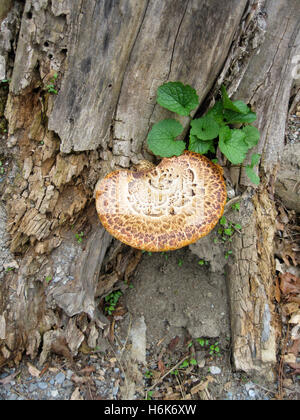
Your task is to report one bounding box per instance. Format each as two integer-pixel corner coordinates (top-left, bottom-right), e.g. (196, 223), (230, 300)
(209, 366), (221, 375)
(112, 385), (119, 396)
(62, 380), (73, 388)
(55, 372), (66, 384)
(7, 393), (18, 400)
(37, 382), (48, 390)
(195, 350), (206, 368)
(29, 383), (37, 392)
(248, 389), (256, 398)
(51, 390), (59, 398)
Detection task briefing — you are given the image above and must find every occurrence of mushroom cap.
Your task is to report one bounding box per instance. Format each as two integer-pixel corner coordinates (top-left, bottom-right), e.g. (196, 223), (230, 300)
(95, 151), (227, 252)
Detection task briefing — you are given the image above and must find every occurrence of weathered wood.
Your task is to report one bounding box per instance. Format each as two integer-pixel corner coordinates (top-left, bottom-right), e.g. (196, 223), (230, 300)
(236, 0), (300, 180)
(224, 0), (300, 376)
(49, 0), (247, 160)
(0, 0), (298, 376)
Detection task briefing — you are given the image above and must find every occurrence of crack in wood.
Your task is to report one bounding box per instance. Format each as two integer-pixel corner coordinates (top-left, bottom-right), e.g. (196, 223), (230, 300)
(113, 1), (150, 144)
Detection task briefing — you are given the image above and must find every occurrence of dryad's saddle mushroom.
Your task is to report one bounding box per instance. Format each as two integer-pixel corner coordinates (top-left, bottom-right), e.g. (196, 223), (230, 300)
(95, 151), (226, 252)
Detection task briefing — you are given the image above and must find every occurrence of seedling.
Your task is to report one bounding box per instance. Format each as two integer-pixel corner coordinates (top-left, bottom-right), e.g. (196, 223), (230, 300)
(46, 73), (58, 94)
(224, 250), (233, 259)
(217, 216), (241, 246)
(75, 231), (84, 243)
(0, 161), (4, 175)
(231, 202), (240, 211)
(142, 250), (152, 256)
(245, 153), (261, 185)
(209, 342), (220, 356)
(179, 360), (189, 369)
(45, 275), (52, 283)
(196, 338), (222, 357)
(179, 358), (198, 369)
(145, 391), (154, 400)
(178, 259), (183, 267)
(104, 290), (122, 315)
(144, 370), (153, 379)
(196, 338), (209, 347)
(147, 82), (260, 185)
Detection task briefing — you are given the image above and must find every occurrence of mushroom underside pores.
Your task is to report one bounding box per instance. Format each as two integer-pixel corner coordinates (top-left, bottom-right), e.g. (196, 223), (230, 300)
(95, 151), (227, 252)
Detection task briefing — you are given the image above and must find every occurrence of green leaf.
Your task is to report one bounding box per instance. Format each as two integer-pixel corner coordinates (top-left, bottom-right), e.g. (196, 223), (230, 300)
(157, 81), (199, 116)
(242, 125), (260, 148)
(206, 101), (226, 125)
(147, 119), (185, 157)
(179, 360), (189, 368)
(223, 109), (257, 124)
(190, 115), (220, 140)
(197, 338), (205, 346)
(190, 358), (197, 366)
(219, 216), (227, 226)
(221, 85), (250, 114)
(245, 166), (260, 185)
(218, 126), (249, 164)
(188, 134), (214, 154)
(250, 153), (261, 168)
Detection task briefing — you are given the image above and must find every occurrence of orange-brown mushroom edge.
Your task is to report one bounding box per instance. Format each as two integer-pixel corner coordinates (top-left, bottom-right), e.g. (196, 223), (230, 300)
(95, 151), (227, 252)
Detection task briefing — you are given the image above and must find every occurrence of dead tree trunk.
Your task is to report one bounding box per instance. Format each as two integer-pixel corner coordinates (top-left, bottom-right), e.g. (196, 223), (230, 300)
(0, 0), (299, 377)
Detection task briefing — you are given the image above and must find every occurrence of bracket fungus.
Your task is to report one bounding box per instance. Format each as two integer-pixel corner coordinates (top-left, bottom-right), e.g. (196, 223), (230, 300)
(95, 151), (227, 252)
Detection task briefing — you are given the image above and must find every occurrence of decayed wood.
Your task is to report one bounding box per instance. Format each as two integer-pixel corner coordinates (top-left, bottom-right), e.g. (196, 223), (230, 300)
(236, 0), (300, 181)
(225, 191), (277, 375)
(0, 0), (298, 376)
(223, 0), (300, 375)
(0, 0), (251, 366)
(49, 0), (247, 160)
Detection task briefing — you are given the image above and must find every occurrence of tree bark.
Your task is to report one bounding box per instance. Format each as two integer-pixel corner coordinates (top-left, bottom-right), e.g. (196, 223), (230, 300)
(0, 0), (299, 376)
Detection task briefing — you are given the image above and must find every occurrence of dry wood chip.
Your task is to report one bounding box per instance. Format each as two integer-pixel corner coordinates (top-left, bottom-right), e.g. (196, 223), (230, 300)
(0, 371), (19, 385)
(167, 336), (180, 352)
(48, 367), (59, 373)
(288, 338), (300, 356)
(163, 392), (181, 400)
(79, 365), (96, 375)
(289, 310), (300, 324)
(283, 353), (296, 364)
(291, 324), (300, 340)
(27, 362), (41, 378)
(158, 360), (165, 375)
(190, 375), (215, 394)
(282, 302), (299, 316)
(70, 387), (83, 400)
(70, 374), (92, 384)
(280, 272), (300, 295)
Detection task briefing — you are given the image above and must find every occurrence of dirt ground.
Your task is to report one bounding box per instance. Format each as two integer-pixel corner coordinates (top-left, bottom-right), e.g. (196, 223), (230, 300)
(0, 244), (299, 401)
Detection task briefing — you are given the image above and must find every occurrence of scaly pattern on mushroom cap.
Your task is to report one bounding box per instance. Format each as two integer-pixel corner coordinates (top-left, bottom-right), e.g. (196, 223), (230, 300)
(95, 151), (227, 252)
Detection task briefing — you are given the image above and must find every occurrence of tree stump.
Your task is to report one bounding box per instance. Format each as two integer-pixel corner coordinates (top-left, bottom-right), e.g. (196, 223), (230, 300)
(0, 0), (299, 378)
